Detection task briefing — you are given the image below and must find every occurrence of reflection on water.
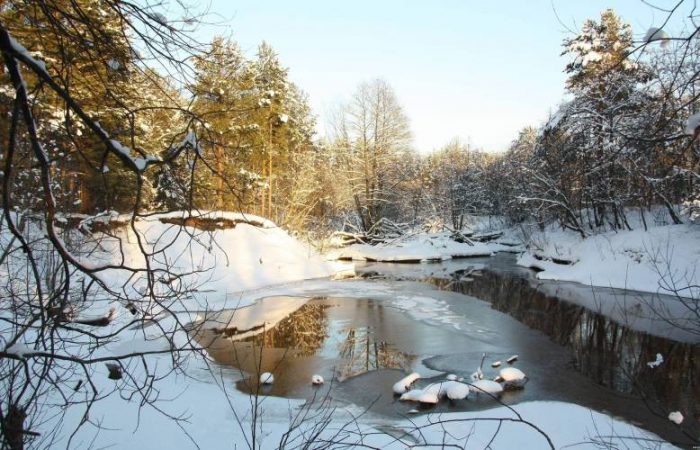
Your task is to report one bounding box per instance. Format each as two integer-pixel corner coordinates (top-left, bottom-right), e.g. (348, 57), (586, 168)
(336, 326), (413, 381)
(429, 267), (700, 442)
(245, 302), (329, 356)
(195, 299), (415, 397)
(191, 260), (699, 446)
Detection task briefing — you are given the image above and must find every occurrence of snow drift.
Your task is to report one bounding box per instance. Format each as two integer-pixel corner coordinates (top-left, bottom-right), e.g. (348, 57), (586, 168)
(330, 232), (514, 263)
(85, 211), (339, 311)
(518, 224), (700, 298)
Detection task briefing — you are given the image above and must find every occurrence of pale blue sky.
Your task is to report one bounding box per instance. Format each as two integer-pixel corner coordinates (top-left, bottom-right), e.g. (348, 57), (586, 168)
(187, 1), (680, 152)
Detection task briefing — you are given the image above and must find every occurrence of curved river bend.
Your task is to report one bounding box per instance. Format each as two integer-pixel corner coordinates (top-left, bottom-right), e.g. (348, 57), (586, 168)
(195, 253), (699, 448)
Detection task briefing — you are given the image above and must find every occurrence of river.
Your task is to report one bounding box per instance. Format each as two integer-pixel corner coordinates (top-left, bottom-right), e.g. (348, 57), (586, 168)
(194, 253), (699, 448)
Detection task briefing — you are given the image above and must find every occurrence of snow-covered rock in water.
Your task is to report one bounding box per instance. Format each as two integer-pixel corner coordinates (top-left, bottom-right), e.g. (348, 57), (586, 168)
(399, 389), (424, 402)
(506, 355), (518, 364)
(497, 367), (527, 389)
(644, 27), (670, 46)
(470, 379), (503, 395)
(445, 381), (470, 400)
(498, 367), (526, 382)
(491, 361), (502, 368)
(446, 373), (458, 381)
(259, 372), (274, 384)
(423, 382), (448, 399)
(685, 111), (700, 136)
(393, 372), (421, 394)
(311, 374), (324, 385)
(668, 411), (683, 425)
(415, 391), (439, 404)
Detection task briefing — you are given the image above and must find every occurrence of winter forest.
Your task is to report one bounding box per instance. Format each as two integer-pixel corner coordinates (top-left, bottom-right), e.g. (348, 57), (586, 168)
(1, 1), (700, 449)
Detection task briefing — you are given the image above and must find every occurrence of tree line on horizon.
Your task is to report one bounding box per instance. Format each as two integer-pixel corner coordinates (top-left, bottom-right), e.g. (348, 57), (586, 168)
(1, 4), (698, 237)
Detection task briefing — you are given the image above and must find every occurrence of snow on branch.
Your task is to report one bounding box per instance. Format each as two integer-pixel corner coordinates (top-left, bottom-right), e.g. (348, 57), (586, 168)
(0, 27), (182, 175)
(643, 27), (671, 46)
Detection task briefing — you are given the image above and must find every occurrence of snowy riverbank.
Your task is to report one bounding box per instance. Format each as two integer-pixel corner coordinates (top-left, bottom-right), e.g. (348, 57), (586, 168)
(5, 212), (686, 448)
(518, 224), (700, 298)
(328, 231), (520, 262)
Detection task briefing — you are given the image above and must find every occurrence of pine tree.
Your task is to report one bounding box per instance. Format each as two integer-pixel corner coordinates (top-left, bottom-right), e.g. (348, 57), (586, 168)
(560, 9), (649, 230)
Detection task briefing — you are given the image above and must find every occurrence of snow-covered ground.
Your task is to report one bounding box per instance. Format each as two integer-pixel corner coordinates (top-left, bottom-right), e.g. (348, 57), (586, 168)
(518, 224), (700, 298)
(2, 211), (687, 448)
(329, 231), (518, 262)
(327, 213), (700, 300)
(88, 211), (346, 310)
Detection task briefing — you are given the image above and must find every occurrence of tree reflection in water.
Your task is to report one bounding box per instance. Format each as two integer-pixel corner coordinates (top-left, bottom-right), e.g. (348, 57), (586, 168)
(195, 298), (413, 396)
(432, 270), (700, 437)
(336, 325), (413, 381)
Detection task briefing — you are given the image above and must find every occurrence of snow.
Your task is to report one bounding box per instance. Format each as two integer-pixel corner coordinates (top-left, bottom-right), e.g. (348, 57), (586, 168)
(518, 224), (700, 298)
(330, 232), (512, 262)
(400, 388), (439, 404)
(470, 379), (504, 395)
(685, 111), (700, 135)
(311, 374), (324, 385)
(4, 342), (32, 358)
(106, 58), (120, 70)
(423, 382), (448, 398)
(260, 372), (274, 384)
(18, 273), (679, 450)
(109, 138), (132, 156)
(90, 211), (339, 312)
(176, 130), (202, 156)
(2, 210), (685, 449)
(498, 367), (526, 382)
(8, 33), (48, 74)
(133, 154), (161, 171)
(647, 353), (664, 368)
(444, 381), (470, 400)
(399, 389), (424, 401)
(668, 411), (684, 425)
(109, 332), (172, 358)
(644, 27), (670, 46)
(470, 366), (484, 381)
(415, 391), (439, 404)
(393, 372), (421, 394)
(61, 387), (678, 450)
(379, 401), (678, 449)
(582, 51), (602, 66)
(197, 296), (308, 340)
